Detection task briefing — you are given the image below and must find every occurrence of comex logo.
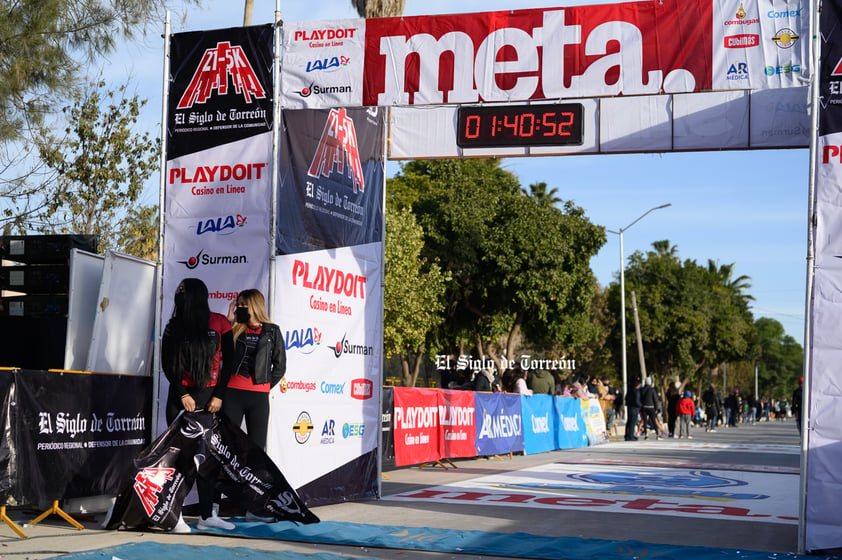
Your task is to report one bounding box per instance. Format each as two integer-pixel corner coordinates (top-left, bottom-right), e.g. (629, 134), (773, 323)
(177, 41), (266, 109)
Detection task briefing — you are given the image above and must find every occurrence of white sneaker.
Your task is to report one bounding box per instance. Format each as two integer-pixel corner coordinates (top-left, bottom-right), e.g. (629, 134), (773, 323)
(197, 515), (235, 531)
(171, 515), (192, 533)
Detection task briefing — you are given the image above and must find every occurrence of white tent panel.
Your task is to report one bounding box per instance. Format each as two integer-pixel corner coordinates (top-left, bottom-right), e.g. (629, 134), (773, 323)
(598, 95), (672, 152)
(750, 87), (812, 148)
(673, 90), (749, 150)
(64, 249), (105, 370)
(85, 251), (157, 375)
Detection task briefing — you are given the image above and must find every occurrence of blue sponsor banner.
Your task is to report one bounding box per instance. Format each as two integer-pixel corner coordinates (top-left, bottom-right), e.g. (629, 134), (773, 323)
(555, 397), (589, 449)
(474, 393), (524, 456)
(521, 394), (556, 455)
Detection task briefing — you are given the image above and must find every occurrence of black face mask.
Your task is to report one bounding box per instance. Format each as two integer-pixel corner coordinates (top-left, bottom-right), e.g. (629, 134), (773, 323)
(235, 306), (251, 324)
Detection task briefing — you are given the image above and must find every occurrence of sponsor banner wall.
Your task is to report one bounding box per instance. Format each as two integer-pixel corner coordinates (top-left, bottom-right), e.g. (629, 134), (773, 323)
(267, 244), (382, 490)
(279, 0), (810, 110)
(474, 392), (524, 457)
(13, 371), (151, 504)
(392, 387), (441, 467)
(276, 107), (385, 255)
(807, 0), (842, 551)
(438, 389), (477, 459)
(521, 394), (557, 455)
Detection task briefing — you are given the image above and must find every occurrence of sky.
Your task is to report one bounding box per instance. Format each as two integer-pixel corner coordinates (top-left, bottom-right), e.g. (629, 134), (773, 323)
(101, 0), (810, 341)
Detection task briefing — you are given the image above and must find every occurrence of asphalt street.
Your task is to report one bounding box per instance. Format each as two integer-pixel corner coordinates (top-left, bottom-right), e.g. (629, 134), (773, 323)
(1, 417), (808, 560)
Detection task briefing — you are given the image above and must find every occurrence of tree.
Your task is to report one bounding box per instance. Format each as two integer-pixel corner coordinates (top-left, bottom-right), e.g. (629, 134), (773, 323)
(351, 0), (405, 18)
(384, 204), (449, 387)
(615, 241), (754, 392)
(114, 204), (159, 261)
(523, 181), (562, 208)
(31, 81), (158, 251)
(389, 158), (605, 373)
(753, 317), (803, 399)
(0, 0), (194, 145)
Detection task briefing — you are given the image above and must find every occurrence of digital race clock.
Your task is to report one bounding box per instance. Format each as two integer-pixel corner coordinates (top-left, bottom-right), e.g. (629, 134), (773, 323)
(456, 103), (584, 148)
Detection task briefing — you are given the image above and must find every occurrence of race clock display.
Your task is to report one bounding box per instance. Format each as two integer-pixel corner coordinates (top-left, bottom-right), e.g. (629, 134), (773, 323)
(456, 103), (584, 148)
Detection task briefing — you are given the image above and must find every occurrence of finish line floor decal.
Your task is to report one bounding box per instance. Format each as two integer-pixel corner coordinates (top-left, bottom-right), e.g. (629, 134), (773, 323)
(384, 462), (799, 524)
(53, 520), (838, 560)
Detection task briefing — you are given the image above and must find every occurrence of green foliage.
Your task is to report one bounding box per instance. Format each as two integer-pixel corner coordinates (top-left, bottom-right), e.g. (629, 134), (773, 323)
(388, 158), (605, 365)
(384, 204), (449, 386)
(752, 317), (803, 399)
(0, 0), (187, 144)
(613, 241), (755, 389)
(114, 203), (159, 261)
(34, 81), (158, 252)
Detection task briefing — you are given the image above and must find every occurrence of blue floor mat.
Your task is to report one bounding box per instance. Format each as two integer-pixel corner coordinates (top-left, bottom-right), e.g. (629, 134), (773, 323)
(51, 520), (841, 560)
(185, 519), (837, 560)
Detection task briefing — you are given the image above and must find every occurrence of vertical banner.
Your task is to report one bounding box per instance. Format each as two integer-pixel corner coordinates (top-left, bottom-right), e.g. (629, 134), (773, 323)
(437, 389), (476, 459)
(392, 387), (440, 466)
(160, 25), (275, 430)
(0, 372), (13, 502)
(13, 371), (151, 504)
(474, 392), (524, 457)
(276, 107), (385, 254)
(521, 394), (556, 455)
(581, 398), (607, 446)
(271, 102), (385, 505)
(807, 0), (842, 551)
(269, 245), (382, 505)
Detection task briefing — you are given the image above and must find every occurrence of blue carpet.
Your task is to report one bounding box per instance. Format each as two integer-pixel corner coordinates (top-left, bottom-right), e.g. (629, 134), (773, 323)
(186, 519), (838, 560)
(51, 520), (841, 560)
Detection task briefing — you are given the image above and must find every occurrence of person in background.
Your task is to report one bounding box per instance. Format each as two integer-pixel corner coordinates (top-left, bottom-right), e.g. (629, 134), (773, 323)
(666, 385), (680, 438)
(161, 278), (235, 532)
(624, 377), (642, 441)
(639, 377), (662, 440)
(513, 368), (533, 396)
(676, 389), (695, 439)
(702, 383), (721, 433)
(598, 377), (618, 438)
(224, 289), (286, 452)
(527, 368), (554, 395)
(792, 378), (804, 435)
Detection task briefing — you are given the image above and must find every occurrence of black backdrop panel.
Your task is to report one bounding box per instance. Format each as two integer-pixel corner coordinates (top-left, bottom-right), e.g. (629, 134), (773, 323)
(13, 371), (151, 504)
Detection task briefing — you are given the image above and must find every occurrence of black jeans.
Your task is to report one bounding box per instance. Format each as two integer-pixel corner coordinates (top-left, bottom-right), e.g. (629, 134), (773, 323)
(625, 407), (640, 440)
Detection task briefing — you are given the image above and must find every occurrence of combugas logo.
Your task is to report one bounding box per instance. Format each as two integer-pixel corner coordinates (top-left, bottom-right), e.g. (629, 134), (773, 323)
(177, 41), (266, 109)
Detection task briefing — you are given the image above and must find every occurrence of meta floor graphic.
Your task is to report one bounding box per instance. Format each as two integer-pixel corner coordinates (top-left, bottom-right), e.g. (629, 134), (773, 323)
(384, 459), (799, 524)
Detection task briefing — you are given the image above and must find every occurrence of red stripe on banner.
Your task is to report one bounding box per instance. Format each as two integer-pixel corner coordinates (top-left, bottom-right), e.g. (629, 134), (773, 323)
(438, 389), (477, 459)
(363, 0), (712, 106)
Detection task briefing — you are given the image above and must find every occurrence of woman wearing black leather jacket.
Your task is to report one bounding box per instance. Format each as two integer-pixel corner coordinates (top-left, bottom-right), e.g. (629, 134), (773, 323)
(223, 289), (285, 451)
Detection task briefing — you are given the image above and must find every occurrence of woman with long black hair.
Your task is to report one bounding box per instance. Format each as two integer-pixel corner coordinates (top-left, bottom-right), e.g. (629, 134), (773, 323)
(161, 277), (235, 532)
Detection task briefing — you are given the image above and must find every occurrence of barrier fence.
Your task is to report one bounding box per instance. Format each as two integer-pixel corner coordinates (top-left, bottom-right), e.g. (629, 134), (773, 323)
(384, 387), (607, 468)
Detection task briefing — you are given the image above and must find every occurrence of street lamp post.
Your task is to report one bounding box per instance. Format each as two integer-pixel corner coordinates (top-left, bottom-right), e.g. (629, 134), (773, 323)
(606, 203), (671, 413)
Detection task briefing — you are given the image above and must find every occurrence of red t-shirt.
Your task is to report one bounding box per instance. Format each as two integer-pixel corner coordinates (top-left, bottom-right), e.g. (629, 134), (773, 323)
(227, 324), (271, 393)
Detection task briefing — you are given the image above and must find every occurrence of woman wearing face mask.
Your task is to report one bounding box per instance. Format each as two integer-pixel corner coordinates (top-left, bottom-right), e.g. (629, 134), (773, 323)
(160, 277), (235, 532)
(224, 289), (286, 452)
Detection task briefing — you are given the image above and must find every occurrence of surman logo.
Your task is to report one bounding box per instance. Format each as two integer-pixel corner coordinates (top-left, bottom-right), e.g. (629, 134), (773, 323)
(177, 42), (266, 109)
(307, 108), (365, 194)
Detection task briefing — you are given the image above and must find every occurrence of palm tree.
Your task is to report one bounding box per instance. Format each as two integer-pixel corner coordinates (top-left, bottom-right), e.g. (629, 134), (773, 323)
(523, 181), (562, 208)
(351, 0), (406, 18)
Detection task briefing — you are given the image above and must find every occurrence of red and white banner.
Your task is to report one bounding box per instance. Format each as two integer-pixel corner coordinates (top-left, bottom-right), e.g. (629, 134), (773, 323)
(280, 0), (811, 109)
(393, 387), (441, 466)
(438, 389), (477, 460)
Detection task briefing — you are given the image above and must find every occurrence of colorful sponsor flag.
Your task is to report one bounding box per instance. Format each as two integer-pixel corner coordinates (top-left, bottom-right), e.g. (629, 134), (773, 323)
(392, 387), (440, 466)
(438, 389), (476, 459)
(521, 394), (557, 455)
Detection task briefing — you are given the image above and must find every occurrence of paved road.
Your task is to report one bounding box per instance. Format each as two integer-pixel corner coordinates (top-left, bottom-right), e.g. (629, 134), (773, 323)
(4, 418), (805, 559)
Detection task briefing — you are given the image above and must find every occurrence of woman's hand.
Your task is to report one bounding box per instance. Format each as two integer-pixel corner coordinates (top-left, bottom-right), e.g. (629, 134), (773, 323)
(181, 394), (196, 412)
(207, 396), (222, 413)
(227, 299), (237, 323)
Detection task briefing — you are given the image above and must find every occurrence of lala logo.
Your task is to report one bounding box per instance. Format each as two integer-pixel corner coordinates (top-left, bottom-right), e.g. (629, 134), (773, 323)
(177, 41), (266, 109)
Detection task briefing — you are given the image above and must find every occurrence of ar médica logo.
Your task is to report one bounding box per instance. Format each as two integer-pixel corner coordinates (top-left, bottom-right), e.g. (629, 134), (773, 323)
(177, 41), (266, 109)
(307, 108), (364, 194)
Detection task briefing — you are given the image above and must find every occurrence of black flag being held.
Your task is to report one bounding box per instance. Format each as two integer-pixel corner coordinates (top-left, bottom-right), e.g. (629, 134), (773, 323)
(106, 410), (319, 530)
